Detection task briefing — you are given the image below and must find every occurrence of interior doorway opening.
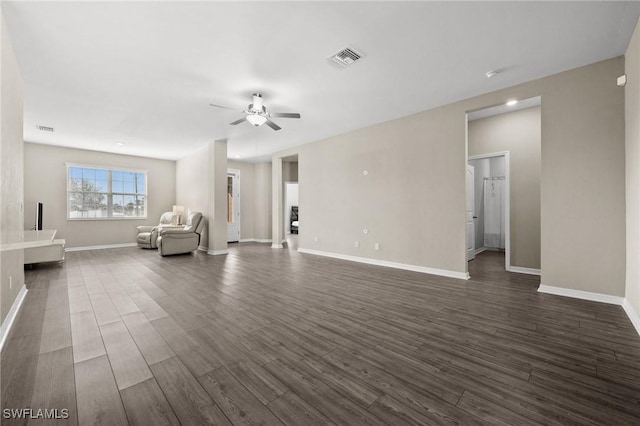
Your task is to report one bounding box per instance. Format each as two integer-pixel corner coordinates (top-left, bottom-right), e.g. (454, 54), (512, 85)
(466, 96), (542, 276)
(285, 182), (299, 235)
(227, 168), (240, 243)
(272, 154), (299, 249)
(468, 152), (510, 267)
(283, 158), (299, 250)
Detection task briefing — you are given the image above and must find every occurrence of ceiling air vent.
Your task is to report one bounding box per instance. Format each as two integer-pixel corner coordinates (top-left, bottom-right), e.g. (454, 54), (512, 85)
(36, 125), (55, 132)
(328, 46), (364, 69)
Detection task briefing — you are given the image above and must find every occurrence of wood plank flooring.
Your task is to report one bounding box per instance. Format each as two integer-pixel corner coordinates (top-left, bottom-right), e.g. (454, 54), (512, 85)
(2, 243), (640, 425)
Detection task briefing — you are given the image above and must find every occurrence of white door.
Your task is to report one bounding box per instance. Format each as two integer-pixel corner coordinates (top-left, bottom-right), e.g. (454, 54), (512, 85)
(227, 169), (241, 242)
(466, 165), (475, 261)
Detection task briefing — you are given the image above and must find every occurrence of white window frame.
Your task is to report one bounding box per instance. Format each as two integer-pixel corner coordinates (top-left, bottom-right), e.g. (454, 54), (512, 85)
(66, 163), (148, 221)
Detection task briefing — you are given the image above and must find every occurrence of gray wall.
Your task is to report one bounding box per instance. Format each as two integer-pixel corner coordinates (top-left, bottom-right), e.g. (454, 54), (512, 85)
(23, 143), (176, 248)
(469, 106), (542, 269)
(1, 12), (25, 324)
(292, 57), (625, 297)
(626, 19), (640, 319)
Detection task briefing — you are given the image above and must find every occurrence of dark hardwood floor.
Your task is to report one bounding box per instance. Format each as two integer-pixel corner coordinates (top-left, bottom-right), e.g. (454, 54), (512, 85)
(2, 243), (639, 425)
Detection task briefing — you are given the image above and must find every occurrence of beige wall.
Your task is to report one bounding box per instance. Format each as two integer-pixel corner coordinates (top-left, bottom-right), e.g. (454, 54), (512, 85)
(23, 143), (176, 248)
(1, 12), (25, 323)
(176, 146), (209, 247)
(299, 103), (467, 273)
(293, 57), (625, 296)
(539, 59), (625, 296)
(626, 19), (640, 320)
(469, 106), (541, 269)
(283, 161), (298, 182)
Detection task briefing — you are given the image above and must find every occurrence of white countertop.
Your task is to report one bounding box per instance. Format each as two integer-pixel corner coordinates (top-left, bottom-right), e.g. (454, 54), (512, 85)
(0, 230), (58, 252)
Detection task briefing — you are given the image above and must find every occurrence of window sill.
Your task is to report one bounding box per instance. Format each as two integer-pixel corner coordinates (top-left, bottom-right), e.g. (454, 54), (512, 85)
(67, 217), (148, 221)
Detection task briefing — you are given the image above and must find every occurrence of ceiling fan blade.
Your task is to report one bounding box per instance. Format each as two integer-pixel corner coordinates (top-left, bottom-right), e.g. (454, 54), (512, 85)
(210, 103), (238, 110)
(230, 117), (247, 125)
(265, 119), (281, 131)
(270, 112), (301, 119)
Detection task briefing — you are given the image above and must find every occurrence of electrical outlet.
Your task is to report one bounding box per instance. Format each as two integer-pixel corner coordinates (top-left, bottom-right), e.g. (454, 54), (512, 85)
(374, 243), (380, 251)
(314, 236), (319, 243)
(355, 241), (360, 248)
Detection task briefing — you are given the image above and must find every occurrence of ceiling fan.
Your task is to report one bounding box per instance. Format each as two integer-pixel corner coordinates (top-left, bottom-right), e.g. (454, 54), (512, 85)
(210, 93), (301, 131)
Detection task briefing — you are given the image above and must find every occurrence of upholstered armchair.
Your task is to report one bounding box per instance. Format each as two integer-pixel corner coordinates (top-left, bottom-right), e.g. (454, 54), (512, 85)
(136, 211), (176, 249)
(157, 212), (205, 256)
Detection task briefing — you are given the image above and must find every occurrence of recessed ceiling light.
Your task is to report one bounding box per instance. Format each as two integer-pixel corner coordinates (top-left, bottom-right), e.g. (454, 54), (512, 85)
(115, 142), (125, 146)
(235, 155), (240, 158)
(506, 100), (518, 106)
(485, 70), (500, 79)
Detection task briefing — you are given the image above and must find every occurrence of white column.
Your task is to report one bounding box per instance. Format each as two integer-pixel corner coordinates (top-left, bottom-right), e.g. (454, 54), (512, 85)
(207, 139), (229, 255)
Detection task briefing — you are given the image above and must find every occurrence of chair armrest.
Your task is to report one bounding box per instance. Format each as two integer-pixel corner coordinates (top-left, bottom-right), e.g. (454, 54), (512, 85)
(136, 225), (156, 233)
(158, 228), (192, 236)
(159, 233), (197, 242)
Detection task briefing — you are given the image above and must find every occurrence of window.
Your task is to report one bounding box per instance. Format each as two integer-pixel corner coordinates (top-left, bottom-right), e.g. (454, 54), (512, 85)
(67, 165), (147, 220)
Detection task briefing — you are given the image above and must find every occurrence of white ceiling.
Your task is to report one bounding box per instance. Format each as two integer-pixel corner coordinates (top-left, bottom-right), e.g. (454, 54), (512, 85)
(3, 1), (640, 162)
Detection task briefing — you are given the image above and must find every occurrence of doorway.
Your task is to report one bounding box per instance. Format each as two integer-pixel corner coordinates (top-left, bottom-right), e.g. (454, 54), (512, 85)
(466, 164), (475, 261)
(466, 96), (542, 276)
(468, 152), (510, 268)
(227, 169), (240, 242)
(284, 182), (299, 235)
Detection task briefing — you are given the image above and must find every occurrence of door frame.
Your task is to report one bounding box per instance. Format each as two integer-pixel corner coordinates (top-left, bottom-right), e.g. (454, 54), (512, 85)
(227, 168), (241, 242)
(466, 164), (475, 261)
(468, 151), (511, 272)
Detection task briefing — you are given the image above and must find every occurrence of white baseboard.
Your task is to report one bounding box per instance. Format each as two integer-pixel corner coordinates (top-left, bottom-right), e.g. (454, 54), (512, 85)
(0, 285), (28, 353)
(271, 243), (284, 249)
(508, 266), (541, 276)
(298, 248), (469, 280)
(198, 245), (208, 252)
(239, 238), (272, 243)
(622, 299), (640, 336)
(65, 242), (137, 252)
(474, 247), (487, 255)
(207, 249), (229, 256)
(538, 284), (625, 305)
(538, 285), (640, 336)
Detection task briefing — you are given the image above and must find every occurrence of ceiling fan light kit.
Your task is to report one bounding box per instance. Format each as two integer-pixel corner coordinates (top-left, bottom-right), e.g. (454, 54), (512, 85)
(247, 114), (268, 126)
(210, 92), (301, 131)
